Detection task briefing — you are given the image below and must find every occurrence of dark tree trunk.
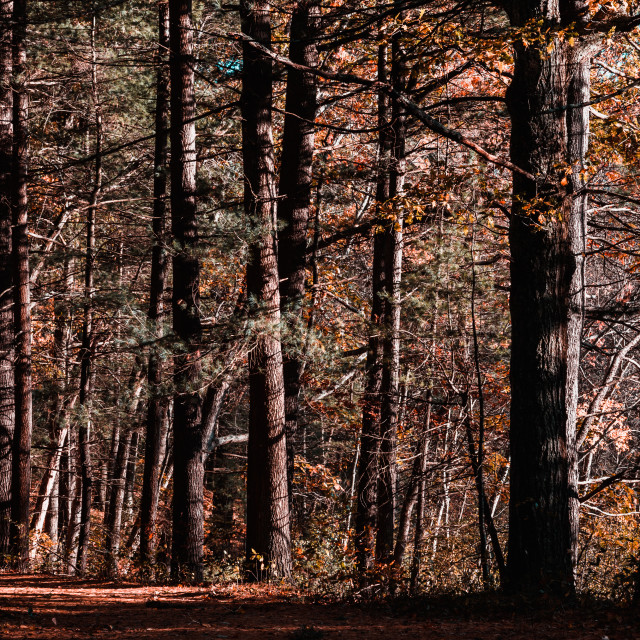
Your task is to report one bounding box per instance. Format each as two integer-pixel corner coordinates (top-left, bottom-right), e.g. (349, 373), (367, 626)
(169, 0), (204, 583)
(9, 0), (31, 572)
(76, 14), (102, 576)
(277, 0), (319, 522)
(503, 0), (592, 596)
(241, 0), (291, 581)
(140, 0), (170, 570)
(0, 0), (13, 560)
(355, 36), (390, 577)
(376, 30), (406, 565)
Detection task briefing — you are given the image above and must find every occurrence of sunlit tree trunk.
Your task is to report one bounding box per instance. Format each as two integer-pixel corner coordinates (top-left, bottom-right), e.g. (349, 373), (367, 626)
(0, 0), (13, 560)
(376, 29), (406, 564)
(9, 0), (31, 571)
(105, 429), (132, 578)
(241, 0), (291, 580)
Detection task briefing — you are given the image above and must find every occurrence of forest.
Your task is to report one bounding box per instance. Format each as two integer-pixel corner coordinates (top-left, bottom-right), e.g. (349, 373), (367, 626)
(1, 0), (640, 627)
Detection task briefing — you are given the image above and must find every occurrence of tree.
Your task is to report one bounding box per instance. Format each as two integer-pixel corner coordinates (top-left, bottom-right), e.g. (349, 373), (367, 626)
(169, 0), (204, 583)
(241, 0), (291, 580)
(277, 0), (320, 520)
(0, 0), (13, 561)
(76, 11), (102, 576)
(9, 0), (31, 571)
(139, 0), (170, 572)
(354, 26), (391, 577)
(499, 0), (615, 595)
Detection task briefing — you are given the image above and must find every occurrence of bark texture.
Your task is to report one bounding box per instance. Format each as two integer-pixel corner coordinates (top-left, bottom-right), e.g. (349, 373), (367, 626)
(241, 0), (291, 580)
(355, 37), (390, 576)
(169, 0), (204, 583)
(277, 0), (319, 521)
(376, 30), (406, 564)
(0, 0), (13, 560)
(139, 1), (170, 569)
(76, 14), (102, 576)
(9, 0), (31, 571)
(504, 0), (592, 596)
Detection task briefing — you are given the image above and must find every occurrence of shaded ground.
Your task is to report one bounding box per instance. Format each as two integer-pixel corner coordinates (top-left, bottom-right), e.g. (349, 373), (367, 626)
(0, 574), (638, 639)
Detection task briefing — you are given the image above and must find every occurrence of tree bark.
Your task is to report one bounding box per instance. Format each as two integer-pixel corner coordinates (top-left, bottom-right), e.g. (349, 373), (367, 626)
(355, 32), (390, 577)
(0, 0), (13, 561)
(76, 13), (102, 576)
(140, 0), (170, 570)
(376, 28), (406, 565)
(169, 0), (204, 583)
(277, 0), (319, 522)
(503, 0), (592, 596)
(241, 0), (291, 581)
(9, 0), (31, 572)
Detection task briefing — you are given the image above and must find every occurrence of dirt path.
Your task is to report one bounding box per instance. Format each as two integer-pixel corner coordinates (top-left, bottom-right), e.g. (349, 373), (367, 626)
(0, 574), (638, 639)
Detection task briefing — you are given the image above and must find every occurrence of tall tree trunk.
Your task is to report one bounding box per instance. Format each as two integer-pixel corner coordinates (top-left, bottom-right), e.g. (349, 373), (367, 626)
(76, 13), (102, 576)
(277, 0), (319, 523)
(376, 28), (406, 564)
(140, 0), (170, 570)
(169, 0), (204, 583)
(503, 0), (592, 596)
(355, 34), (390, 577)
(0, 0), (13, 561)
(9, 0), (31, 571)
(565, 38), (590, 581)
(241, 0), (291, 581)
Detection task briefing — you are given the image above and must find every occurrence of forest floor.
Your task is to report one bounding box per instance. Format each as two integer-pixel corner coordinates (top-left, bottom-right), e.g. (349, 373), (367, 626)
(0, 574), (638, 640)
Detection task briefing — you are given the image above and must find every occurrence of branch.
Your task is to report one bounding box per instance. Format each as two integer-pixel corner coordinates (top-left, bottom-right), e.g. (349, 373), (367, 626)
(577, 330), (640, 448)
(580, 469), (630, 503)
(207, 433), (249, 450)
(230, 32), (536, 182)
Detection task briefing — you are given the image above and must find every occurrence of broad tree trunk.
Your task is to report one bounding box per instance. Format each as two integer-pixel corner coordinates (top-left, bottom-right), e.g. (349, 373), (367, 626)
(0, 0), (13, 560)
(169, 0), (204, 583)
(503, 0), (592, 596)
(241, 0), (291, 580)
(140, 0), (170, 570)
(9, 0), (31, 571)
(277, 0), (319, 520)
